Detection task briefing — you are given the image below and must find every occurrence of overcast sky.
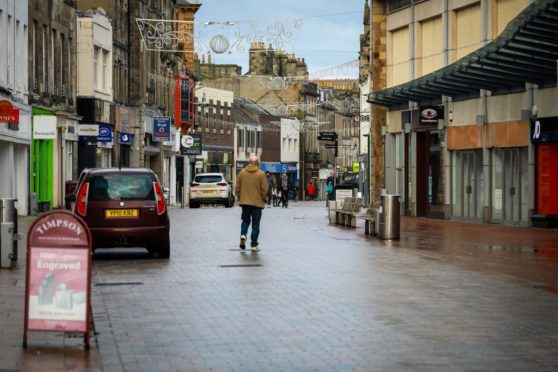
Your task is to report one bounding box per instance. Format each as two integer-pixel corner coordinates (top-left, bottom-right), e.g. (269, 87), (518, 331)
(193, 0), (365, 78)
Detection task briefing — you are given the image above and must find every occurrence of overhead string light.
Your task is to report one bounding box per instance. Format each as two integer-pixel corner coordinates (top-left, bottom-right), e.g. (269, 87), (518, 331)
(136, 10), (361, 54)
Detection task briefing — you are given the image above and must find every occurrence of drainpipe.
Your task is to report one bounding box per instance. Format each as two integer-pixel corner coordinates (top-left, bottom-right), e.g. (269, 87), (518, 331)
(442, 0), (449, 65)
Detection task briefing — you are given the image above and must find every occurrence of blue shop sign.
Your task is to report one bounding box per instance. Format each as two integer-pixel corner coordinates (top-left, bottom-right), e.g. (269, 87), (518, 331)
(119, 132), (132, 144)
(97, 125), (113, 143)
(153, 116), (171, 142)
(259, 162), (297, 173)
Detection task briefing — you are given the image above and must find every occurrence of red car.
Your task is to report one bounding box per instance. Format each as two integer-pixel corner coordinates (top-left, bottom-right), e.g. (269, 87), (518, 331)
(68, 168), (170, 258)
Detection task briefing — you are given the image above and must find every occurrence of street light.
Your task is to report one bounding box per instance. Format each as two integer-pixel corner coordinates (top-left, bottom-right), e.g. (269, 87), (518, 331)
(363, 133), (371, 206)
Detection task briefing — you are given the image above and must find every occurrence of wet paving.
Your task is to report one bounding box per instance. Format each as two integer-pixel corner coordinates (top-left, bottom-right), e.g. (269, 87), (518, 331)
(90, 202), (558, 371)
(2, 203), (558, 371)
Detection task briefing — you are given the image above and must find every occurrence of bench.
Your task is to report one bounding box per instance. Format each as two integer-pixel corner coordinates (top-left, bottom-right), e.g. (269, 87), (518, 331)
(358, 211), (376, 235)
(334, 197), (363, 228)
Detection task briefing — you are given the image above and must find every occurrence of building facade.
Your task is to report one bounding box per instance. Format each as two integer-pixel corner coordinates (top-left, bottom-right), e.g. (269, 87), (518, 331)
(28, 0), (79, 212)
(367, 0), (558, 226)
(0, 0), (31, 215)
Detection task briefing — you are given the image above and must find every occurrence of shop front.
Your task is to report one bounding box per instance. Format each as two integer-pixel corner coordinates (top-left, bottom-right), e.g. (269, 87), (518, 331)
(531, 116), (558, 227)
(0, 99), (30, 215)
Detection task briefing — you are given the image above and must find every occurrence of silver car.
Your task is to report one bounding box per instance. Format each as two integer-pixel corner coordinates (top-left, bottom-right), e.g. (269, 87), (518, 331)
(189, 173), (235, 208)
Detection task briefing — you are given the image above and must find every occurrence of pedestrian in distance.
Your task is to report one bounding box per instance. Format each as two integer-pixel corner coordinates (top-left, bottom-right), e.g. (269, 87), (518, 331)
(265, 171), (273, 208)
(272, 185), (279, 207)
(326, 181), (334, 207)
(280, 172), (289, 208)
(234, 154), (268, 252)
(306, 181), (316, 201)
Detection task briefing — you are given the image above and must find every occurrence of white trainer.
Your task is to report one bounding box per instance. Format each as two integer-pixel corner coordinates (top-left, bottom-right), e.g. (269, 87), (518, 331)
(239, 235), (247, 249)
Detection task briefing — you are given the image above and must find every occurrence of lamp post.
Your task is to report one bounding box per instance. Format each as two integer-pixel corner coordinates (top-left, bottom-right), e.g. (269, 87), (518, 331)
(363, 133), (371, 206)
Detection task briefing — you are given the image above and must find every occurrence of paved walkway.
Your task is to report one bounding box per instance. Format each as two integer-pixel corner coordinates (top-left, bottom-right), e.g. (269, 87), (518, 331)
(1, 203), (557, 371)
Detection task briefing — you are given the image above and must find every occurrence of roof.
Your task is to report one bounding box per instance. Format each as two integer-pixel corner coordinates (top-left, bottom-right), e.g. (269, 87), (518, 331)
(368, 0), (558, 109)
(89, 168), (154, 175)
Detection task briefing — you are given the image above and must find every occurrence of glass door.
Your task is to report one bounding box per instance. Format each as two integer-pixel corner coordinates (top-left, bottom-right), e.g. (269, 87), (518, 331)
(492, 148), (526, 225)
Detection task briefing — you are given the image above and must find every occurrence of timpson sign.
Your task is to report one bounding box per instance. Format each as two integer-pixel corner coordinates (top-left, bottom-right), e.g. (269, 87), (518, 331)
(23, 211), (92, 349)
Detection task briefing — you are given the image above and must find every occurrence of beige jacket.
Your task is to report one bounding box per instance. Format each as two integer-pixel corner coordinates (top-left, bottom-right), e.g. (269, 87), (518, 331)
(235, 164), (268, 208)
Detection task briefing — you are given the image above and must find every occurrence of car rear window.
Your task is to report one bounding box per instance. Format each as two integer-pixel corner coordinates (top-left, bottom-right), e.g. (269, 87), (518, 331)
(194, 175), (223, 183)
(88, 174), (155, 201)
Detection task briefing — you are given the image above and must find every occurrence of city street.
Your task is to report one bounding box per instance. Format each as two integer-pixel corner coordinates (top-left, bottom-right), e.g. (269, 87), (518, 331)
(88, 202), (558, 371)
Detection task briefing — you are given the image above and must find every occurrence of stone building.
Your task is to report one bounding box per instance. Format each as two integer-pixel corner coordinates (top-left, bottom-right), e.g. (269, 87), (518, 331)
(367, 0), (558, 226)
(28, 0), (80, 212)
(0, 0), (31, 215)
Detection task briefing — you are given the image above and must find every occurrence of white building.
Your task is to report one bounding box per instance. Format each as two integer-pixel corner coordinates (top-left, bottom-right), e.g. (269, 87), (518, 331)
(76, 9), (114, 170)
(280, 118), (300, 163)
(0, 0), (30, 215)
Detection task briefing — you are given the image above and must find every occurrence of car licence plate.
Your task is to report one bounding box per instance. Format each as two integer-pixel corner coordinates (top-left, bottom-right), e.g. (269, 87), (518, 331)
(105, 209), (139, 218)
(201, 190), (215, 194)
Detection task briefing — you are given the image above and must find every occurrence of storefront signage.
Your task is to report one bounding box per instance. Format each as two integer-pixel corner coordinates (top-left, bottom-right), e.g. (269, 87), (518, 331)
(531, 117), (558, 144)
(78, 124), (99, 136)
(352, 161), (359, 173)
(318, 131), (337, 141)
(33, 116), (57, 139)
(23, 211), (92, 349)
(64, 122), (79, 141)
(0, 100), (19, 124)
(96, 125), (113, 143)
(153, 116), (171, 142)
(419, 106), (444, 126)
(180, 134), (202, 155)
(119, 132), (131, 144)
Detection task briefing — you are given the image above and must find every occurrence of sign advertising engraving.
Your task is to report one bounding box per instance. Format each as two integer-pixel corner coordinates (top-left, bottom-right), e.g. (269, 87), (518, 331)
(180, 134), (202, 155)
(23, 211), (92, 349)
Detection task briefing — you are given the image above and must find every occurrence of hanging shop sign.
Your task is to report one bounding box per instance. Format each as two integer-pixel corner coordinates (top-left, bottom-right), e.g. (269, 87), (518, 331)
(64, 122), (79, 141)
(531, 117), (558, 144)
(33, 116), (57, 139)
(180, 134), (202, 155)
(153, 116), (171, 142)
(23, 211), (92, 349)
(78, 124), (99, 137)
(418, 106), (444, 127)
(119, 132), (132, 144)
(0, 100), (20, 124)
(96, 125), (113, 143)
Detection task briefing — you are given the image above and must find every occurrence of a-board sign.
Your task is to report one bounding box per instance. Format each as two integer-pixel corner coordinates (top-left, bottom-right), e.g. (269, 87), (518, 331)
(23, 211), (92, 349)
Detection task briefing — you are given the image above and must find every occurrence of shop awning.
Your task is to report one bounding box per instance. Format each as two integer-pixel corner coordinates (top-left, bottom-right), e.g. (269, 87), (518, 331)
(367, 0), (558, 109)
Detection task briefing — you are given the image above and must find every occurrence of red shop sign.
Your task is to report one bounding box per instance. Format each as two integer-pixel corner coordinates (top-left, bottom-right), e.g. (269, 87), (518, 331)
(0, 100), (20, 124)
(23, 211), (92, 349)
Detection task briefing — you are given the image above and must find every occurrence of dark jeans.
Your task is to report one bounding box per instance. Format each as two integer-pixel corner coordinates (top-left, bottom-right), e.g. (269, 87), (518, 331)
(281, 190), (289, 207)
(240, 205), (263, 247)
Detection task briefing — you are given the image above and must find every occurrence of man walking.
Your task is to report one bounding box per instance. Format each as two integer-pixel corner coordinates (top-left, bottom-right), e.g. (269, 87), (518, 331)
(235, 155), (268, 252)
(265, 171), (273, 208)
(280, 172), (289, 208)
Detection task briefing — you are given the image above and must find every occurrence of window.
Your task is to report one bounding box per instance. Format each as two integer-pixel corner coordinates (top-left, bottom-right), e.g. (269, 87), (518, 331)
(256, 131), (262, 148)
(94, 47), (99, 88)
(237, 128), (244, 148)
(389, 26), (410, 87)
(8, 15), (12, 85)
(43, 25), (47, 89)
(419, 17), (443, 77)
(102, 50), (107, 90)
(453, 4), (482, 61)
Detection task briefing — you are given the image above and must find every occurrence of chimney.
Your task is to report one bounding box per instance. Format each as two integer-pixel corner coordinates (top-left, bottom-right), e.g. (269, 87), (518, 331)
(208, 53), (212, 64)
(268, 43), (272, 50)
(201, 54), (205, 63)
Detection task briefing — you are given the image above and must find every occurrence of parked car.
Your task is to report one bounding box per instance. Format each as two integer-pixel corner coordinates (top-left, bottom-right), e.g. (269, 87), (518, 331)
(65, 168), (92, 211)
(66, 168), (170, 258)
(189, 173), (235, 208)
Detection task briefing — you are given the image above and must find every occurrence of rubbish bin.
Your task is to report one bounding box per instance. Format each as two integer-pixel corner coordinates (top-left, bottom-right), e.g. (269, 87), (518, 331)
(378, 194), (400, 240)
(0, 198), (17, 268)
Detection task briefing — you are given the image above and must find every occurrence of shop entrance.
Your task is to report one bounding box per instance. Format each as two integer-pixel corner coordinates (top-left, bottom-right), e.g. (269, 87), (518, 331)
(416, 131), (443, 218)
(492, 148), (528, 225)
(452, 150), (482, 220)
(176, 157), (184, 204)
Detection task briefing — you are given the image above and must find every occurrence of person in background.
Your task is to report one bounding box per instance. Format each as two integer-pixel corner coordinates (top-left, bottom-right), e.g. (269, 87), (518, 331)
(272, 185), (279, 207)
(265, 171), (273, 208)
(234, 155), (268, 252)
(306, 181), (316, 201)
(280, 173), (290, 208)
(326, 181), (334, 207)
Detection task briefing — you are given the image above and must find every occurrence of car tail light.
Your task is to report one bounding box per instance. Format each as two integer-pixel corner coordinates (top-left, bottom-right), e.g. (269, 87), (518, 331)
(76, 183), (89, 216)
(154, 182), (166, 215)
(217, 182), (228, 186)
(191, 182), (200, 187)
